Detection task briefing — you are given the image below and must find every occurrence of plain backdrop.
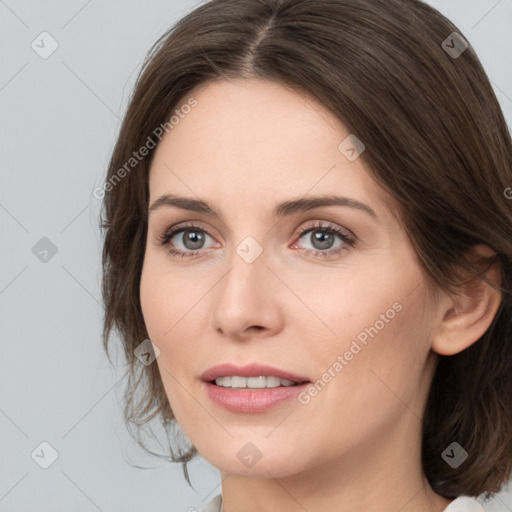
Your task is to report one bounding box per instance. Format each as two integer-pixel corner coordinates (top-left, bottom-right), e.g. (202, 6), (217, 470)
(1, 1), (511, 511)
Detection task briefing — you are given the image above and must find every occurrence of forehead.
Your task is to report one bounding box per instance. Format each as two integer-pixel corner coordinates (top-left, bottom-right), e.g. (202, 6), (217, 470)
(148, 78), (394, 222)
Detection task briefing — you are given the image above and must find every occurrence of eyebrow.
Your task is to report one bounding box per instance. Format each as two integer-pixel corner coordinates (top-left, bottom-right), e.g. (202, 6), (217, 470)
(149, 194), (377, 219)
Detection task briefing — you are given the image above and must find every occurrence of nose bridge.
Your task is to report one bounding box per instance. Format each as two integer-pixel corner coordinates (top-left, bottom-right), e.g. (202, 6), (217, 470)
(219, 233), (270, 305)
(211, 231), (282, 337)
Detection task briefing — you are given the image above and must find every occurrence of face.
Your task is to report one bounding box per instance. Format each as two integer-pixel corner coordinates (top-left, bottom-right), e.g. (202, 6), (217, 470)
(140, 78), (441, 479)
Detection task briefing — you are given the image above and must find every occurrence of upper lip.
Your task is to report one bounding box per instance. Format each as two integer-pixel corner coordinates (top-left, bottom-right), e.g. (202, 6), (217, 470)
(201, 363), (310, 383)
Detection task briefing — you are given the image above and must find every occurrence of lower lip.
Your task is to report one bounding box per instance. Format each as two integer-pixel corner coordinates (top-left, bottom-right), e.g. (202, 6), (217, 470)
(203, 381), (310, 413)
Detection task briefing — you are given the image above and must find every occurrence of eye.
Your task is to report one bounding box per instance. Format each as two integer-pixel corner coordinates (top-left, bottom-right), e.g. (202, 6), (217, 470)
(291, 221), (355, 258)
(156, 222), (217, 259)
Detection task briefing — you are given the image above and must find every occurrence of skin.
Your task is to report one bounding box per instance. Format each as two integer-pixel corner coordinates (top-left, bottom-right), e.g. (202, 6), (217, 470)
(139, 78), (502, 512)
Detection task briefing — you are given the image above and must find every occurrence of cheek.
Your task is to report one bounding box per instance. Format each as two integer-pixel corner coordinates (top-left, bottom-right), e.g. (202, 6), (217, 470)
(139, 272), (172, 339)
(302, 262), (432, 404)
(140, 266), (201, 421)
(139, 258), (211, 385)
(139, 252), (204, 340)
(292, 262), (406, 348)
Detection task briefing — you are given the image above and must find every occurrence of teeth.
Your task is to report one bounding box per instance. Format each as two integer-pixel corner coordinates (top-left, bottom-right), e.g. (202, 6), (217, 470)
(214, 376), (297, 388)
(231, 376), (247, 388)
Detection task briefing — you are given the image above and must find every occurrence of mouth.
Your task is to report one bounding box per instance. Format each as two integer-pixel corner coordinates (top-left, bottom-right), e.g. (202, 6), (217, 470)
(201, 363), (311, 413)
(211, 375), (307, 388)
(201, 362), (310, 386)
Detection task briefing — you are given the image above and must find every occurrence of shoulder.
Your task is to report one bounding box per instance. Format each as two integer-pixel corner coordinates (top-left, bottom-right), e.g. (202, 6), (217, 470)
(200, 494), (222, 512)
(443, 496), (485, 511)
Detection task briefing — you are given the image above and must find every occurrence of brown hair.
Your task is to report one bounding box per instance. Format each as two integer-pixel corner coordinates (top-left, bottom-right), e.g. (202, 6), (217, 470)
(100, 0), (512, 498)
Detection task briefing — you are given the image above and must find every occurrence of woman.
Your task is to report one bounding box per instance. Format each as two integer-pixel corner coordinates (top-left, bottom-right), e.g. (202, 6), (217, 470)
(99, 1), (512, 510)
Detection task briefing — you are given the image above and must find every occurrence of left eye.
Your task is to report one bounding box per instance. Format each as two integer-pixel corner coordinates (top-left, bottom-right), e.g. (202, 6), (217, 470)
(292, 223), (355, 256)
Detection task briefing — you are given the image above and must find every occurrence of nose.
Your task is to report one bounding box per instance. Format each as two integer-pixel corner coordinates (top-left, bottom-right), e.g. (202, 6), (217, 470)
(211, 243), (284, 341)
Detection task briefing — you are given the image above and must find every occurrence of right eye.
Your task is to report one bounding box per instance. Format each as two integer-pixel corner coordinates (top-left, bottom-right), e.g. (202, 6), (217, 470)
(157, 222), (218, 258)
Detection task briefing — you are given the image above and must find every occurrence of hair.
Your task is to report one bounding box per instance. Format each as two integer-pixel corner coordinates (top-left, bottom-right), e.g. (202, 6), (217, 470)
(99, 0), (512, 499)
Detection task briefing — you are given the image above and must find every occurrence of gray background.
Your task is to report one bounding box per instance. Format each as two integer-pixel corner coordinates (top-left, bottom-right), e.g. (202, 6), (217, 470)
(1, 0), (511, 511)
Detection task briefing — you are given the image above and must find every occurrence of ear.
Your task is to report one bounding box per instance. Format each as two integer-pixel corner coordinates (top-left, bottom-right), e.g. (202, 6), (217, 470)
(431, 244), (502, 356)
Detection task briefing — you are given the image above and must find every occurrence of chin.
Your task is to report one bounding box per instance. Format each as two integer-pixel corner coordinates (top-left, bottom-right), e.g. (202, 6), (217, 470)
(195, 438), (311, 479)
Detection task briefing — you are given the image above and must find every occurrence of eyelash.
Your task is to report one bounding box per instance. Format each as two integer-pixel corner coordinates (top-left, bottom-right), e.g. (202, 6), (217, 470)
(156, 221), (355, 260)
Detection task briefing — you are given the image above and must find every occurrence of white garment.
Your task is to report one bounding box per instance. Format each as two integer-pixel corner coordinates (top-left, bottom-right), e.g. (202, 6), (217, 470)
(444, 496), (485, 511)
(200, 494), (484, 512)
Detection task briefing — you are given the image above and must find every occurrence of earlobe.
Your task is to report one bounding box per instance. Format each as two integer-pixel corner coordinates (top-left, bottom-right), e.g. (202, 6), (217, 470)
(431, 245), (502, 356)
